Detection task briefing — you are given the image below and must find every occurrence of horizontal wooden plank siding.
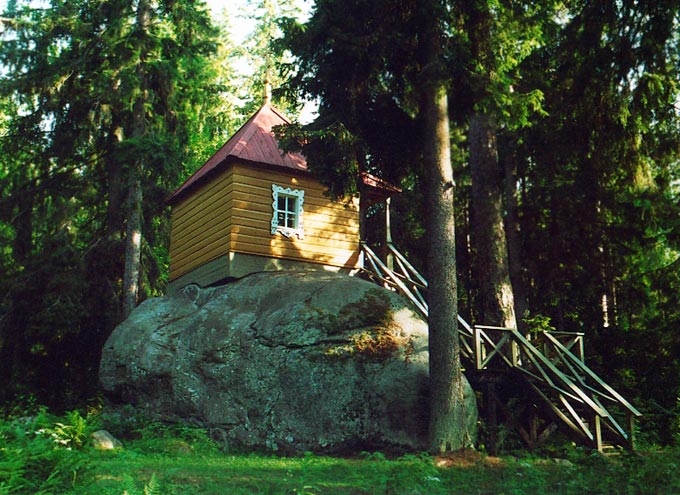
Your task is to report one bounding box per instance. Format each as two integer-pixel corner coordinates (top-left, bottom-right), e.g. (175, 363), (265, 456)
(172, 211), (362, 264)
(230, 163), (359, 268)
(229, 236), (359, 266)
(169, 161), (361, 282)
(227, 216), (354, 239)
(169, 167), (233, 280)
(171, 204), (231, 248)
(172, 167), (233, 221)
(168, 254), (231, 291)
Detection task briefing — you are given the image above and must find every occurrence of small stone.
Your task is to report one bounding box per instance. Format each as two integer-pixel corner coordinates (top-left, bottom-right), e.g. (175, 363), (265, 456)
(92, 430), (122, 450)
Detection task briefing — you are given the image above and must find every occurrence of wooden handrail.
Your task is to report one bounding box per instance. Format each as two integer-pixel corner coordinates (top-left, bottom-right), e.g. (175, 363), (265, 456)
(387, 243), (428, 286)
(542, 332), (641, 417)
(360, 243), (428, 315)
(357, 242), (639, 450)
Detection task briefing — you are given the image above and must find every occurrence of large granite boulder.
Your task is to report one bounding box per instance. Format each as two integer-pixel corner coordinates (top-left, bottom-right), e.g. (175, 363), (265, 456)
(99, 271), (477, 452)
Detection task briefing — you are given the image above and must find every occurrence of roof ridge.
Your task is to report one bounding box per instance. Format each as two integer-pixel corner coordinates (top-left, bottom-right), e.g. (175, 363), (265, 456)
(166, 103), (306, 205)
(267, 103), (292, 124)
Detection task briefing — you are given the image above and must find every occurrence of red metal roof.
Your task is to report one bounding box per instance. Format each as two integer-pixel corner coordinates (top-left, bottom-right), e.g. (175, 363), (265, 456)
(360, 171), (402, 195)
(167, 103), (307, 204)
(168, 103), (402, 205)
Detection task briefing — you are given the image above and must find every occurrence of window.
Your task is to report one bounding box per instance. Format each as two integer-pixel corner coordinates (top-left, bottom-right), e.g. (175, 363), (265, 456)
(271, 184), (304, 239)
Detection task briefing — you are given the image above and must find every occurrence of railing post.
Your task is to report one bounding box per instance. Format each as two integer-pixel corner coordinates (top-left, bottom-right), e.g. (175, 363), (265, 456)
(385, 197), (394, 271)
(594, 415), (603, 452)
(475, 326), (483, 370)
(628, 412), (636, 450)
(512, 339), (520, 367)
(530, 413), (539, 448)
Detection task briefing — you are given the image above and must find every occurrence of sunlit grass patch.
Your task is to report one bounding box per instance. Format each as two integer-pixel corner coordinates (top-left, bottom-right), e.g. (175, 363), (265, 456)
(3, 409), (680, 495)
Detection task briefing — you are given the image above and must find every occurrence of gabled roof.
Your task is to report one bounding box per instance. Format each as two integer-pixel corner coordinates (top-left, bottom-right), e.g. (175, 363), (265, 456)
(167, 103), (307, 204)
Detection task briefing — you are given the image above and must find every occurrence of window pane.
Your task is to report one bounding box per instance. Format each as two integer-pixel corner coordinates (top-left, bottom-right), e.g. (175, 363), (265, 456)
(272, 185), (303, 237)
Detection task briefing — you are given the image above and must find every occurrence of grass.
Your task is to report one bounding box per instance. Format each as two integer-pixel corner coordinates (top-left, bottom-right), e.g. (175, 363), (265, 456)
(77, 446), (680, 495)
(3, 409), (680, 494)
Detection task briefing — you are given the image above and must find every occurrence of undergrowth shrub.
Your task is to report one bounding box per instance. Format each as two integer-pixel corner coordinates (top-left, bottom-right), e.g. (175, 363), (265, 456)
(128, 421), (220, 455)
(0, 407), (93, 494)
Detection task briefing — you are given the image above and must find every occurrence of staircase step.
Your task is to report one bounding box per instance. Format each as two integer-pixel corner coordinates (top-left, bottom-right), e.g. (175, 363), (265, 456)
(600, 443), (623, 456)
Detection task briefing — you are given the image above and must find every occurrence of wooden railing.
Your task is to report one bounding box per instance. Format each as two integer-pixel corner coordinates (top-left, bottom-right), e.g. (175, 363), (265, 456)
(473, 325), (640, 450)
(359, 242), (478, 358)
(359, 242), (428, 315)
(358, 242), (641, 450)
(532, 330), (585, 363)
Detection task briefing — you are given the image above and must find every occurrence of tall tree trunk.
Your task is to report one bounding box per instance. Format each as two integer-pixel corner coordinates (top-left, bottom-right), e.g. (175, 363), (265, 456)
(424, 82), (472, 452)
(502, 140), (528, 330)
(122, 174), (142, 318)
(2, 182), (35, 402)
(122, 0), (149, 319)
(12, 187), (33, 265)
(107, 122), (124, 239)
(600, 243), (617, 328)
(469, 114), (517, 329)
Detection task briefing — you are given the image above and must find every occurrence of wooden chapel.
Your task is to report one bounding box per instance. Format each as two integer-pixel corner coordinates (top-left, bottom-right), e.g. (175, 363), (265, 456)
(166, 102), (398, 291)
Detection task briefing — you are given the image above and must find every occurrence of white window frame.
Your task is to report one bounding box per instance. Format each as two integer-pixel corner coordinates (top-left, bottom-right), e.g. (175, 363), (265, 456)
(271, 184), (304, 239)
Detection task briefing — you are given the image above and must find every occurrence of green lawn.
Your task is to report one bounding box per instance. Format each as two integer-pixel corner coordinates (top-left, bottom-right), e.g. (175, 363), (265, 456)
(2, 411), (680, 495)
(73, 444), (680, 495)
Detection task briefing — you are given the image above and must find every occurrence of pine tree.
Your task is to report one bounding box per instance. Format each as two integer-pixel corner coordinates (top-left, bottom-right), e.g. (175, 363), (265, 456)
(0, 0), (223, 405)
(241, 0), (303, 115)
(280, 0), (475, 451)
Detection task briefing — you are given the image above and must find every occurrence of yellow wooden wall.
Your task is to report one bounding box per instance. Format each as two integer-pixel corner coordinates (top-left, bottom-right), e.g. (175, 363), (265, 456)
(168, 161), (360, 282)
(169, 166), (234, 281)
(229, 163), (360, 267)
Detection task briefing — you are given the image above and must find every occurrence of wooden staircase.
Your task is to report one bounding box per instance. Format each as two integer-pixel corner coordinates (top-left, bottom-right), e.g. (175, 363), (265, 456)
(357, 242), (641, 451)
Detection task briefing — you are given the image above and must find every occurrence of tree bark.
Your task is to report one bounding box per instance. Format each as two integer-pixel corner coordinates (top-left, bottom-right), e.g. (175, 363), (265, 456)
(107, 121), (124, 239)
(424, 82), (473, 452)
(12, 185), (34, 265)
(469, 114), (518, 330)
(122, 175), (142, 318)
(121, 0), (149, 319)
(502, 140), (528, 330)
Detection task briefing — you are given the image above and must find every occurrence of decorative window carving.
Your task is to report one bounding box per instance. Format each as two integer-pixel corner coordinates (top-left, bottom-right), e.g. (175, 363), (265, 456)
(271, 184), (304, 239)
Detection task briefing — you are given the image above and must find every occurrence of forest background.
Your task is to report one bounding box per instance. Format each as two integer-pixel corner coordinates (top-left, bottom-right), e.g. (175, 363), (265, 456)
(0, 0), (679, 449)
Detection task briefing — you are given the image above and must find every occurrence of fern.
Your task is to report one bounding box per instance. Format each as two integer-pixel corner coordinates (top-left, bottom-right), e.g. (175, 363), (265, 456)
(143, 473), (160, 495)
(121, 474), (138, 495)
(119, 473), (161, 495)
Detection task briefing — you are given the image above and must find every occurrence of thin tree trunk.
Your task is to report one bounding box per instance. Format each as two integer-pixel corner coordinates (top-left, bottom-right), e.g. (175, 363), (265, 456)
(502, 141), (528, 331)
(107, 123), (124, 239)
(122, 175), (142, 318)
(424, 81), (472, 452)
(469, 114), (517, 329)
(2, 184), (34, 402)
(121, 0), (149, 319)
(12, 187), (33, 264)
